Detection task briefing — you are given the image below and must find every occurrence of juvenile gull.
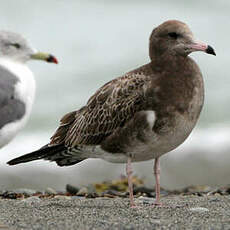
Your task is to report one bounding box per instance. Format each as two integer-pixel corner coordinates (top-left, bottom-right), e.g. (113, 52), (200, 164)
(0, 31), (57, 149)
(8, 20), (215, 207)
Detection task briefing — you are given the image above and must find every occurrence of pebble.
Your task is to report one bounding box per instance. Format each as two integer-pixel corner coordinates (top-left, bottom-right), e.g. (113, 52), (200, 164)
(66, 184), (79, 195)
(151, 220), (161, 225)
(209, 197), (221, 202)
(85, 192), (98, 198)
(101, 190), (125, 198)
(77, 187), (88, 196)
(134, 186), (155, 197)
(189, 207), (209, 213)
(54, 195), (71, 200)
(185, 185), (212, 193)
(45, 187), (57, 195)
(0, 191), (20, 199)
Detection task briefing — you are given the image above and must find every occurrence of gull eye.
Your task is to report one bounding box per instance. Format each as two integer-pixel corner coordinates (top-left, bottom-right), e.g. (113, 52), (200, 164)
(11, 43), (21, 49)
(168, 32), (179, 39)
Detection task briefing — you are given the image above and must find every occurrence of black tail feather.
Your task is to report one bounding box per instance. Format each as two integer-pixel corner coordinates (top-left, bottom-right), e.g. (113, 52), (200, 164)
(7, 144), (66, 165)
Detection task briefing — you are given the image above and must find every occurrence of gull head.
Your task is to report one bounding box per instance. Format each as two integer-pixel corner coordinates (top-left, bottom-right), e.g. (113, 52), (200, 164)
(0, 31), (58, 64)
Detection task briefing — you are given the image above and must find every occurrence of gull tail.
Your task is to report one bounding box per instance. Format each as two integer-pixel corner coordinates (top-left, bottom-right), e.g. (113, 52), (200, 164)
(7, 144), (85, 167)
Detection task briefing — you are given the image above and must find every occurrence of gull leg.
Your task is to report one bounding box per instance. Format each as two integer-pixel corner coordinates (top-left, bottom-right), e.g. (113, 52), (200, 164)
(126, 157), (136, 208)
(154, 157), (162, 206)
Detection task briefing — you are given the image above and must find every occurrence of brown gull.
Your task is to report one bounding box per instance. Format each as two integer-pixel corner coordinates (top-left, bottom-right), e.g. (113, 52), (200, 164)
(7, 20), (215, 207)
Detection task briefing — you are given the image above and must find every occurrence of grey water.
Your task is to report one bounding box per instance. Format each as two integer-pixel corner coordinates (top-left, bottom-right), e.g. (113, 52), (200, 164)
(0, 0), (229, 190)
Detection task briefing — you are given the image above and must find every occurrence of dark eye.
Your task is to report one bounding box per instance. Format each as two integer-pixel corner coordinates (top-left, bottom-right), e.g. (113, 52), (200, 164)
(11, 43), (21, 49)
(168, 32), (179, 39)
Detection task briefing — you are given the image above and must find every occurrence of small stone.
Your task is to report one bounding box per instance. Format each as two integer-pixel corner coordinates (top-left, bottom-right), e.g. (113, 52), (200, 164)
(102, 190), (125, 198)
(54, 195), (71, 200)
(151, 220), (161, 225)
(1, 191), (21, 199)
(66, 184), (79, 195)
(134, 186), (154, 196)
(77, 187), (88, 196)
(226, 187), (230, 194)
(45, 187), (57, 195)
(189, 207), (209, 213)
(185, 185), (212, 194)
(85, 192), (98, 198)
(209, 197), (221, 202)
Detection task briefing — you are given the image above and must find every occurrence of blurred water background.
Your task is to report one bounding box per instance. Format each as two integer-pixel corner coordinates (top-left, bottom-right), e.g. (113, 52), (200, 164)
(0, 0), (229, 190)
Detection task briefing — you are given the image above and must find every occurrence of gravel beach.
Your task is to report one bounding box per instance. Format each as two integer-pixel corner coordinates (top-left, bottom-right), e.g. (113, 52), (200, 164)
(0, 195), (230, 230)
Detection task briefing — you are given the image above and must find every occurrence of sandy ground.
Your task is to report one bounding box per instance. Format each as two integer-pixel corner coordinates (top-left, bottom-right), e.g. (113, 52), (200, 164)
(0, 195), (230, 230)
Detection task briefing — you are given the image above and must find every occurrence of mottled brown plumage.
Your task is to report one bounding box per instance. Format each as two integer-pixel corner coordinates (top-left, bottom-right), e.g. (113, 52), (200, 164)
(8, 20), (216, 207)
(50, 71), (151, 147)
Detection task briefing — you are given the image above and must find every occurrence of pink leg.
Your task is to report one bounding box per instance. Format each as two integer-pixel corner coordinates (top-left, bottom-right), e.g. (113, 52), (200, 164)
(154, 157), (162, 206)
(126, 157), (136, 208)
